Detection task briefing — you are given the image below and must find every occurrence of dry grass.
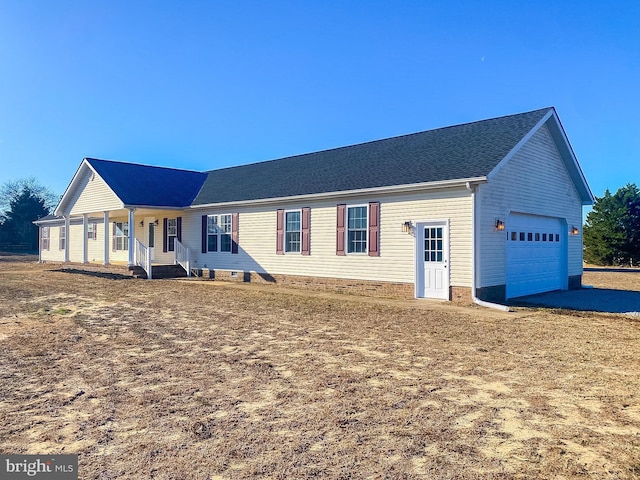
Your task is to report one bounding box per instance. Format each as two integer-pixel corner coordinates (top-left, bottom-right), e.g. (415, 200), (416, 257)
(1, 258), (639, 479)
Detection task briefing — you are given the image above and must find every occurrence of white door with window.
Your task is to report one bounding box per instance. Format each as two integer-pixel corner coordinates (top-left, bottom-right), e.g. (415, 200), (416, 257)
(145, 218), (155, 261)
(415, 221), (449, 299)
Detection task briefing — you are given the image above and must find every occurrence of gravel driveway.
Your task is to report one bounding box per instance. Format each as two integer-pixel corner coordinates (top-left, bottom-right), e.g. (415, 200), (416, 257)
(512, 287), (640, 314)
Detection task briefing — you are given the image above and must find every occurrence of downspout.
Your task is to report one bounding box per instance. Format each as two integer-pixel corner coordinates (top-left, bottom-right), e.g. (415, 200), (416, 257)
(467, 182), (511, 312)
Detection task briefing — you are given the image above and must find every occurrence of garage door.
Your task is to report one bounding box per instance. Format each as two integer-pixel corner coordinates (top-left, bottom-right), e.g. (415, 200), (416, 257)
(506, 213), (565, 299)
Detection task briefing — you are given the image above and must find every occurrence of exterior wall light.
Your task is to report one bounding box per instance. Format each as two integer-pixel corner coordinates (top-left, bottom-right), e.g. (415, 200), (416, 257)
(402, 221), (412, 233)
(495, 219), (505, 231)
(138, 220), (144, 227)
(571, 226), (579, 235)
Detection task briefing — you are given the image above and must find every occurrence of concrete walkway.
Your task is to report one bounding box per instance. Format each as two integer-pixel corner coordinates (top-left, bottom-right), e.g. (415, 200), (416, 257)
(512, 288), (640, 314)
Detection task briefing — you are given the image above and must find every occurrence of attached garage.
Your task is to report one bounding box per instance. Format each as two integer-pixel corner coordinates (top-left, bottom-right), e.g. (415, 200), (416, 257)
(505, 213), (567, 299)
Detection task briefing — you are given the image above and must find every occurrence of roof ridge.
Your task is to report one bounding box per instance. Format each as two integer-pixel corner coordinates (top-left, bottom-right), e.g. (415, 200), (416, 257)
(85, 157), (205, 175)
(205, 107), (554, 173)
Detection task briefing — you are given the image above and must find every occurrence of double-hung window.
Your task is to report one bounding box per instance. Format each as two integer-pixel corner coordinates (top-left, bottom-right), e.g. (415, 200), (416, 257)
(207, 214), (232, 252)
(285, 210), (301, 253)
(41, 226), (50, 250)
(167, 218), (177, 251)
(87, 222), (97, 240)
(115, 222), (129, 251)
(347, 205), (368, 253)
(59, 226), (66, 251)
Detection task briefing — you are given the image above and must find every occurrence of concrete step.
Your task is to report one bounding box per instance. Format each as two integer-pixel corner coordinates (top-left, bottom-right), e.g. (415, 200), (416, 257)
(149, 264), (188, 279)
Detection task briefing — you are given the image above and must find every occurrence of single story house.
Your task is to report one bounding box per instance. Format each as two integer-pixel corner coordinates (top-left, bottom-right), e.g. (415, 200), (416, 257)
(35, 107), (593, 303)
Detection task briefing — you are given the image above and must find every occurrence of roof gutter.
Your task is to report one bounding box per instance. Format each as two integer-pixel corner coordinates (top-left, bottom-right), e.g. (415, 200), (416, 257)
(192, 176), (488, 209)
(466, 182), (511, 312)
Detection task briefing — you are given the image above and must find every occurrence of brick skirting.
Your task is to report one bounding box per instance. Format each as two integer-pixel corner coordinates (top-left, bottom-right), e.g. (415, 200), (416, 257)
(194, 268), (475, 303)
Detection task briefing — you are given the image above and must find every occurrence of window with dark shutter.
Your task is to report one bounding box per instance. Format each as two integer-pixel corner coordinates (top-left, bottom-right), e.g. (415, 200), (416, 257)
(336, 204), (346, 256)
(163, 218), (168, 253)
(368, 202), (380, 256)
(201, 215), (207, 253)
(276, 209), (284, 255)
(231, 213), (239, 254)
(301, 207), (310, 255)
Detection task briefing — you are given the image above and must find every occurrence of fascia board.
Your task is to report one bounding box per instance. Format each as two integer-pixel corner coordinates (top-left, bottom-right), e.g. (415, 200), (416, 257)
(486, 109), (594, 206)
(486, 109), (555, 182)
(54, 159), (125, 216)
(190, 177), (487, 209)
(546, 111), (595, 205)
(122, 204), (187, 211)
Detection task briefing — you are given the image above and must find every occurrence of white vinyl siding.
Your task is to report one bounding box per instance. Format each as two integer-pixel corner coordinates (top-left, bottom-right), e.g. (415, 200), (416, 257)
(477, 124), (584, 289)
(68, 168), (122, 215)
(40, 225), (65, 262)
(184, 187), (473, 287)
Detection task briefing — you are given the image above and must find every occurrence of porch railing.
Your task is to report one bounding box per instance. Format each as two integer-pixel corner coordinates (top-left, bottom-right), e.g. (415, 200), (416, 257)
(135, 239), (152, 280)
(175, 239), (191, 277)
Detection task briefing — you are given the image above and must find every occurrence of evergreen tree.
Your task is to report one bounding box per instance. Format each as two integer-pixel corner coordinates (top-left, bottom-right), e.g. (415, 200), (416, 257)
(0, 179), (56, 252)
(584, 184), (640, 266)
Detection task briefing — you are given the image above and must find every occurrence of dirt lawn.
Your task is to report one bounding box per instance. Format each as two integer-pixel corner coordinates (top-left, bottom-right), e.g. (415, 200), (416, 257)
(1, 258), (639, 479)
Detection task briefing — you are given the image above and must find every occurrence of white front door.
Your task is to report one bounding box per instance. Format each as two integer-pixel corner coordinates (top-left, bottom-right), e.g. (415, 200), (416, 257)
(416, 221), (449, 299)
(145, 218), (155, 261)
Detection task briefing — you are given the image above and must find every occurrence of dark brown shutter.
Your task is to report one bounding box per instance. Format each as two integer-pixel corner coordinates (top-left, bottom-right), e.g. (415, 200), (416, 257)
(201, 215), (207, 253)
(162, 218), (168, 252)
(231, 213), (239, 254)
(112, 222), (117, 251)
(336, 204), (346, 256)
(368, 202), (380, 256)
(276, 209), (284, 255)
(301, 207), (310, 255)
(176, 217), (182, 242)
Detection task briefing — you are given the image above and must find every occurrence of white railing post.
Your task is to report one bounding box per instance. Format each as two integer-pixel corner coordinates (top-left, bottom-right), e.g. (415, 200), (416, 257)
(134, 238), (152, 280)
(174, 239), (191, 277)
(146, 244), (152, 280)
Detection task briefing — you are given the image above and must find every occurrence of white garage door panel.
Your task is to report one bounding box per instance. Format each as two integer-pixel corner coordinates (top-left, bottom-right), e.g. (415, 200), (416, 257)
(506, 214), (564, 299)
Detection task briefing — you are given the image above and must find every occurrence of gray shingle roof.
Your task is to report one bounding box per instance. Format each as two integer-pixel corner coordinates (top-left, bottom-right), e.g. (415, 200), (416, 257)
(86, 158), (208, 208)
(192, 107), (553, 205)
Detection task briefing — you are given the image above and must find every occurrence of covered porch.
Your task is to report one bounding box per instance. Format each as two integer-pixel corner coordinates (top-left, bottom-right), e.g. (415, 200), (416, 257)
(55, 207), (191, 280)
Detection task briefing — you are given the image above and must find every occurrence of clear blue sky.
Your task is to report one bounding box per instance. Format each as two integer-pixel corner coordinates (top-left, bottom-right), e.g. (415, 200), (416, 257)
(0, 1), (638, 207)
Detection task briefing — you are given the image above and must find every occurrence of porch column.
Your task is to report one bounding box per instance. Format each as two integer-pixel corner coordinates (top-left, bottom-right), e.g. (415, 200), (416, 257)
(82, 213), (88, 263)
(128, 208), (135, 266)
(103, 211), (110, 265)
(64, 215), (70, 263)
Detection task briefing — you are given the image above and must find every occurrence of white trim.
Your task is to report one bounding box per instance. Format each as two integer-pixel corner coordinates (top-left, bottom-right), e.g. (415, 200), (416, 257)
(414, 219), (450, 300)
(487, 110), (554, 182)
(467, 183), (511, 311)
(103, 211), (110, 265)
(55, 159), (124, 216)
(546, 110), (595, 205)
(63, 216), (70, 262)
(191, 177), (488, 210)
(345, 204), (369, 255)
(283, 209), (302, 254)
(486, 109), (594, 206)
(206, 213), (233, 253)
(127, 209), (135, 266)
(82, 213), (88, 264)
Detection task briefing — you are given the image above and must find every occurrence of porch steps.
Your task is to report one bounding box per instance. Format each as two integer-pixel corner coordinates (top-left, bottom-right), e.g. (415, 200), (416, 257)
(129, 264), (188, 279)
